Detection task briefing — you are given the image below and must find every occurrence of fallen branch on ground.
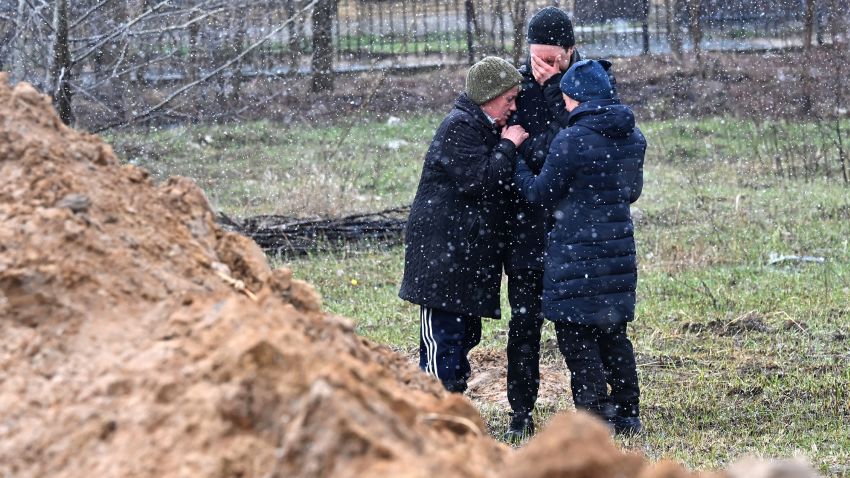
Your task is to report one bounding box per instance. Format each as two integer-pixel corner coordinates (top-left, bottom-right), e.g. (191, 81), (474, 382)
(218, 206), (409, 257)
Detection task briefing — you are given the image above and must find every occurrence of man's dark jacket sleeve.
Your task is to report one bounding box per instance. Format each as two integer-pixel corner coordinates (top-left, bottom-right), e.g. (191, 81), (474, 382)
(439, 120), (517, 198)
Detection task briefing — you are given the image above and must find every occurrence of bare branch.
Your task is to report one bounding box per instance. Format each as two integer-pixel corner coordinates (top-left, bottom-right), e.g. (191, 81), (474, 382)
(22, 0), (55, 35)
(92, 0), (320, 133)
(109, 40), (129, 79)
(69, 0), (226, 43)
(129, 7), (226, 36)
(81, 50), (182, 90)
(67, 79), (121, 117)
(70, 0), (172, 67)
(68, 0), (116, 30)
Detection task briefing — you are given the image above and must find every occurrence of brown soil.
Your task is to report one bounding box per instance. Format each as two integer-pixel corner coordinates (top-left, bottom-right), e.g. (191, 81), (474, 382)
(0, 75), (502, 478)
(467, 348), (572, 413)
(0, 76), (818, 478)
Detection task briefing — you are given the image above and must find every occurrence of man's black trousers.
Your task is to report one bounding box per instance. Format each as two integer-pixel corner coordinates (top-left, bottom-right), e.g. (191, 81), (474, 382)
(419, 306), (481, 393)
(554, 321), (640, 419)
(506, 268), (544, 418)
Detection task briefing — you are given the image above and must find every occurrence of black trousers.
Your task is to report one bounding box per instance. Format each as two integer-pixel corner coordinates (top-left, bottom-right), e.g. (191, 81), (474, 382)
(506, 268), (544, 417)
(419, 306), (482, 393)
(554, 321), (640, 419)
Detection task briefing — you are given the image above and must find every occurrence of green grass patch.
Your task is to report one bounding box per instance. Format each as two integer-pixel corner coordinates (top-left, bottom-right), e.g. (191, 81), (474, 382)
(107, 116), (437, 216)
(644, 118), (850, 183)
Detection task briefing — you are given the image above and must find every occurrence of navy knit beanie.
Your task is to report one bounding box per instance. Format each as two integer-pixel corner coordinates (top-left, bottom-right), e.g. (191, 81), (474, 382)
(560, 59), (614, 102)
(527, 7), (575, 49)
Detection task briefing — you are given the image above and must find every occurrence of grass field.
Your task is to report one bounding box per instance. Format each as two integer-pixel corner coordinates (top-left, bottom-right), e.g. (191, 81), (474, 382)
(110, 114), (850, 475)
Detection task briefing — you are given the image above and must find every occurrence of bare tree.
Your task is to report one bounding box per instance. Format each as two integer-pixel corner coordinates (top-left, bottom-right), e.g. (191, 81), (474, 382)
(803, 0), (816, 50)
(666, 0), (684, 61)
(49, 0), (73, 124)
(509, 0), (527, 66)
(687, 0), (702, 63)
(1, 0), (320, 129)
(0, 1), (21, 72)
(286, 0), (306, 72)
(311, 0), (335, 92)
(92, 0), (319, 132)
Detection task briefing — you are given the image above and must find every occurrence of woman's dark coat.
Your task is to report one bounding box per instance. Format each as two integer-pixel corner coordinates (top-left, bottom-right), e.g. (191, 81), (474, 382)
(513, 99), (645, 327)
(399, 93), (517, 319)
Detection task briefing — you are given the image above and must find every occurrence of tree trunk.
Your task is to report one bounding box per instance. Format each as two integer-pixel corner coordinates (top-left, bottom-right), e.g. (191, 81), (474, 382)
(509, 0), (527, 66)
(311, 0), (334, 92)
(50, 0), (74, 125)
(230, 17), (247, 107)
(287, 0), (301, 72)
(188, 21), (201, 83)
(666, 0), (684, 62)
(803, 0), (816, 51)
(642, 0), (650, 55)
(687, 0), (702, 63)
(10, 0), (28, 82)
(465, 0), (476, 64)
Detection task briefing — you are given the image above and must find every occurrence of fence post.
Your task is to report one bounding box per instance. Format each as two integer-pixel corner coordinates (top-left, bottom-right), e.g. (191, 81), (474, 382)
(642, 0), (650, 54)
(465, 0), (476, 65)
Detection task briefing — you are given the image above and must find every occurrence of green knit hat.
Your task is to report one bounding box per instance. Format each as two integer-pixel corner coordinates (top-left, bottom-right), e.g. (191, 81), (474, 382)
(465, 56), (523, 105)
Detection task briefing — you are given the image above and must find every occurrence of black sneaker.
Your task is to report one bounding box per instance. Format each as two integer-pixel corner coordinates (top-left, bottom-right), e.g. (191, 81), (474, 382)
(502, 413), (535, 443)
(610, 416), (643, 435)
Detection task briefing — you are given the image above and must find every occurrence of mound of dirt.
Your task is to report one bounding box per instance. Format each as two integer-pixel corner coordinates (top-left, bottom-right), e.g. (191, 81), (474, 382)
(0, 75), (502, 477)
(0, 76), (818, 478)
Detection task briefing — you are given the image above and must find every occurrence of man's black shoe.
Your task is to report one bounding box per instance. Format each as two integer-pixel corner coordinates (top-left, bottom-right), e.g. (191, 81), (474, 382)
(610, 416), (643, 435)
(502, 413), (535, 443)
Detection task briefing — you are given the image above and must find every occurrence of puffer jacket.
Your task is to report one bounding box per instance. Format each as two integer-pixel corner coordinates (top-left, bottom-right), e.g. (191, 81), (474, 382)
(505, 51), (622, 272)
(513, 98), (645, 327)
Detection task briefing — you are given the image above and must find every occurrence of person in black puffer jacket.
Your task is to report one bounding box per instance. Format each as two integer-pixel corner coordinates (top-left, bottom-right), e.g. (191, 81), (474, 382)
(514, 59), (646, 435)
(502, 7), (621, 443)
(400, 56), (529, 393)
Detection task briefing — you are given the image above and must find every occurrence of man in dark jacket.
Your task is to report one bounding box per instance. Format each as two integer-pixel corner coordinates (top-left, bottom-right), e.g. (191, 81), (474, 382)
(513, 59), (646, 435)
(400, 56), (529, 393)
(502, 6), (582, 441)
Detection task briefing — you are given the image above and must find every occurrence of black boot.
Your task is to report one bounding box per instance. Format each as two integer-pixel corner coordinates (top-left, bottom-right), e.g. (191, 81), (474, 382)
(610, 402), (641, 435)
(610, 415), (643, 435)
(502, 412), (535, 443)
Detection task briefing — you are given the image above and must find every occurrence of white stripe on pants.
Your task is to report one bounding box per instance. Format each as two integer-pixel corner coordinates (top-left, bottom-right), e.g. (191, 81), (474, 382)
(421, 306), (438, 376)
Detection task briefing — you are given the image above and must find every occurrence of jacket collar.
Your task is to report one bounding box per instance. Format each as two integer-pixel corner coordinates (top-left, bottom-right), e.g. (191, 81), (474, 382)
(567, 98), (621, 126)
(455, 93), (499, 132)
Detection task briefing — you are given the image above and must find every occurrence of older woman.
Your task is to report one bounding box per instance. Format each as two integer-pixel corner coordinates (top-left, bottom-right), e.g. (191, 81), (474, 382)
(400, 56), (528, 393)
